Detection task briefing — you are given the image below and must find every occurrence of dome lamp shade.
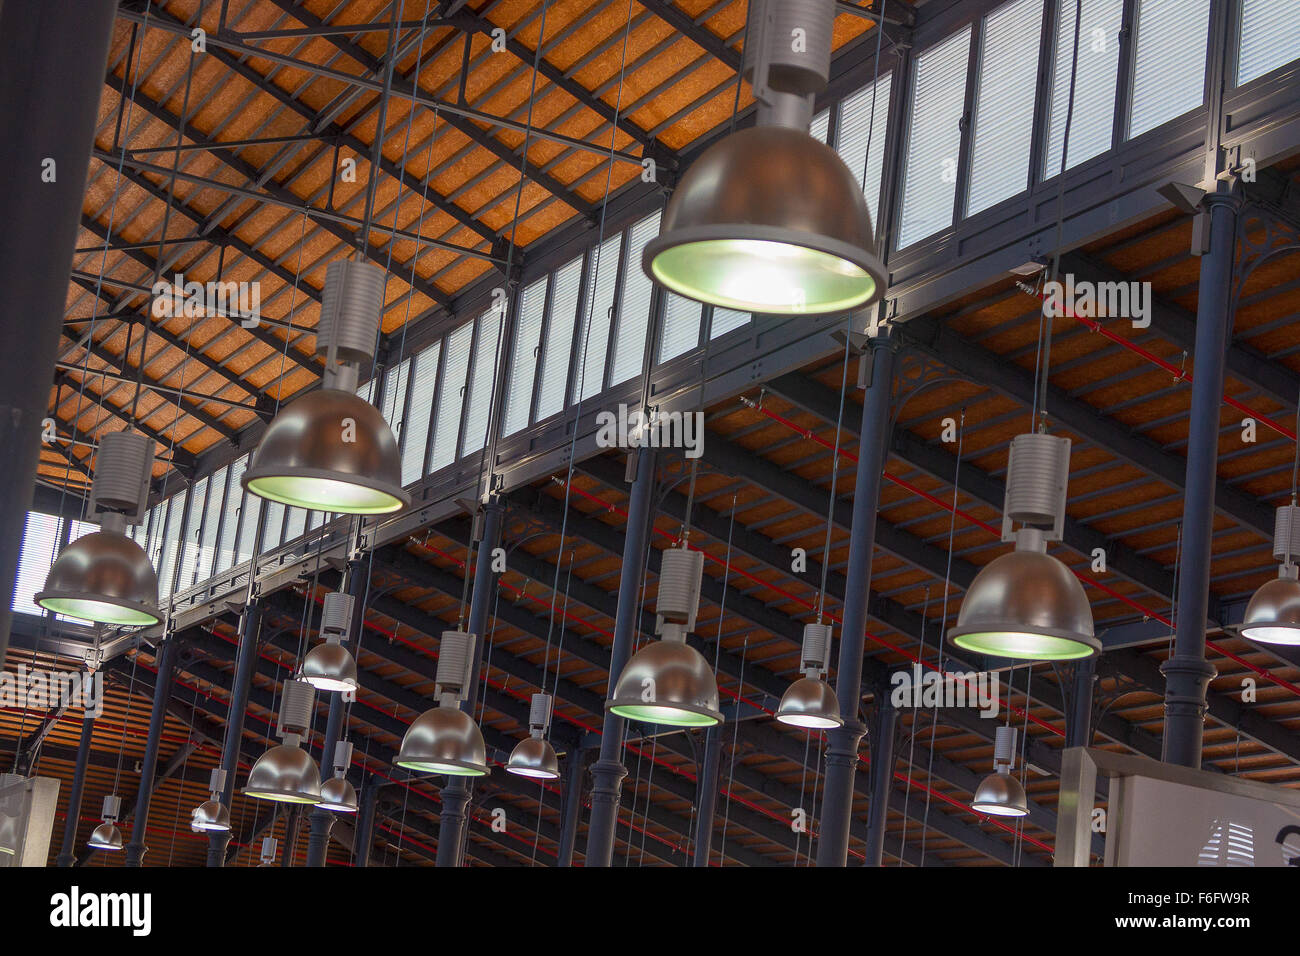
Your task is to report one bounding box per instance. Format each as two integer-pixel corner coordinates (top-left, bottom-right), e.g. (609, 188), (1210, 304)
(88, 794), (125, 850)
(970, 726), (1029, 818)
(245, 680), (322, 804)
(395, 630), (491, 776)
(776, 622), (843, 730)
(506, 694), (561, 779)
(317, 741), (359, 811)
(191, 769), (232, 831)
(1236, 505), (1300, 646)
(949, 434), (1097, 661)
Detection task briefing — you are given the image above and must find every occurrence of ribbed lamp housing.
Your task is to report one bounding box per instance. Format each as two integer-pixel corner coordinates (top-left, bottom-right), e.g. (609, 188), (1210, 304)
(741, 0), (833, 95)
(656, 548), (705, 631)
(321, 590), (354, 636)
(317, 259), (385, 366)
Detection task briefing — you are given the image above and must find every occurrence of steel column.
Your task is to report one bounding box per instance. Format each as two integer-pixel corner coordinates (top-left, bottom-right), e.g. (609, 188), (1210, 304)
(692, 726), (724, 867)
(556, 748), (585, 866)
(1066, 656), (1097, 749)
(207, 598), (264, 866)
(55, 713), (96, 867)
(586, 447), (658, 867)
(306, 556), (367, 866)
(0, 0), (117, 664)
(1160, 188), (1241, 768)
(123, 635), (179, 866)
(436, 499), (505, 867)
(353, 774), (379, 867)
(817, 330), (897, 867)
(862, 683), (897, 867)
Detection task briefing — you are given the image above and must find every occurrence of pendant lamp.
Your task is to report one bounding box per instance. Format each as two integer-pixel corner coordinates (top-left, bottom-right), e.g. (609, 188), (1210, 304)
(608, 547), (723, 727)
(190, 768), (231, 832)
(507, 693), (561, 779)
(396, 630), (491, 776)
(970, 725), (1029, 817)
(643, 0), (885, 315)
(317, 741), (359, 812)
(87, 794), (124, 851)
(37, 431), (161, 627)
(1235, 505), (1300, 645)
(258, 835), (278, 867)
(243, 259), (409, 515)
(777, 622), (843, 729)
(949, 434), (1098, 661)
(302, 590), (359, 692)
(245, 679), (323, 804)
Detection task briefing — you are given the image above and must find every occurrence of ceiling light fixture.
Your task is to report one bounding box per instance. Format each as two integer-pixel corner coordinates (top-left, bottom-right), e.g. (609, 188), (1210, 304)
(258, 835), (278, 867)
(971, 725), (1030, 817)
(608, 547), (723, 727)
(245, 678), (323, 804)
(396, 630), (490, 776)
(949, 434), (1098, 661)
(302, 590), (359, 692)
(37, 431), (161, 626)
(643, 0), (885, 315)
(243, 259), (409, 515)
(87, 794), (124, 851)
(777, 622), (843, 729)
(317, 741), (359, 812)
(507, 693), (561, 779)
(1236, 505), (1300, 645)
(190, 768), (231, 832)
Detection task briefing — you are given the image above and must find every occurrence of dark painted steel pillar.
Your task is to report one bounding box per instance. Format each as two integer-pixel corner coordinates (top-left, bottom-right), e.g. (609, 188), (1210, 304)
(437, 499), (504, 867)
(556, 748), (585, 866)
(0, 0), (118, 664)
(352, 774), (379, 867)
(586, 447), (657, 867)
(306, 557), (367, 867)
(1066, 656), (1096, 749)
(281, 806), (302, 866)
(861, 679), (897, 867)
(1161, 187), (1240, 768)
(56, 712), (96, 867)
(123, 635), (179, 866)
(818, 330), (896, 867)
(692, 726), (724, 867)
(207, 598), (263, 866)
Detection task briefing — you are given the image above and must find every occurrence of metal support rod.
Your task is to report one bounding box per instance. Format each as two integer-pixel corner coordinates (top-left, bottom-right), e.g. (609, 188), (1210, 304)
(1161, 188), (1240, 768)
(692, 726), (724, 867)
(0, 0), (117, 666)
(556, 749), (585, 866)
(586, 447), (658, 867)
(207, 597), (264, 866)
(818, 330), (897, 867)
(353, 774), (379, 867)
(1066, 656), (1097, 749)
(55, 714), (96, 867)
(305, 557), (367, 867)
(123, 636), (179, 867)
(436, 499), (505, 867)
(862, 682), (898, 867)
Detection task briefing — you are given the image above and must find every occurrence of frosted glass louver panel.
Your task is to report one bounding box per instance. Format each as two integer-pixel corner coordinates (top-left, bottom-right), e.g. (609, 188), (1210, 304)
(158, 490), (186, 602)
(1237, 0), (1300, 85)
(283, 505), (306, 544)
(898, 26), (971, 248)
(573, 234), (621, 403)
(810, 108), (830, 144)
(177, 479), (207, 592)
(659, 293), (702, 363)
(609, 213), (659, 387)
(197, 466), (227, 583)
(430, 321), (473, 471)
(710, 307), (751, 339)
(461, 308), (504, 457)
(1128, 0), (1211, 139)
(261, 500), (285, 553)
(234, 456), (262, 569)
(1043, 0), (1123, 176)
(536, 256), (582, 421)
(967, 0), (1044, 216)
(401, 343), (439, 486)
(503, 276), (548, 436)
(836, 72), (892, 231)
(13, 512), (60, 615)
(381, 357), (411, 440)
(217, 456), (246, 573)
